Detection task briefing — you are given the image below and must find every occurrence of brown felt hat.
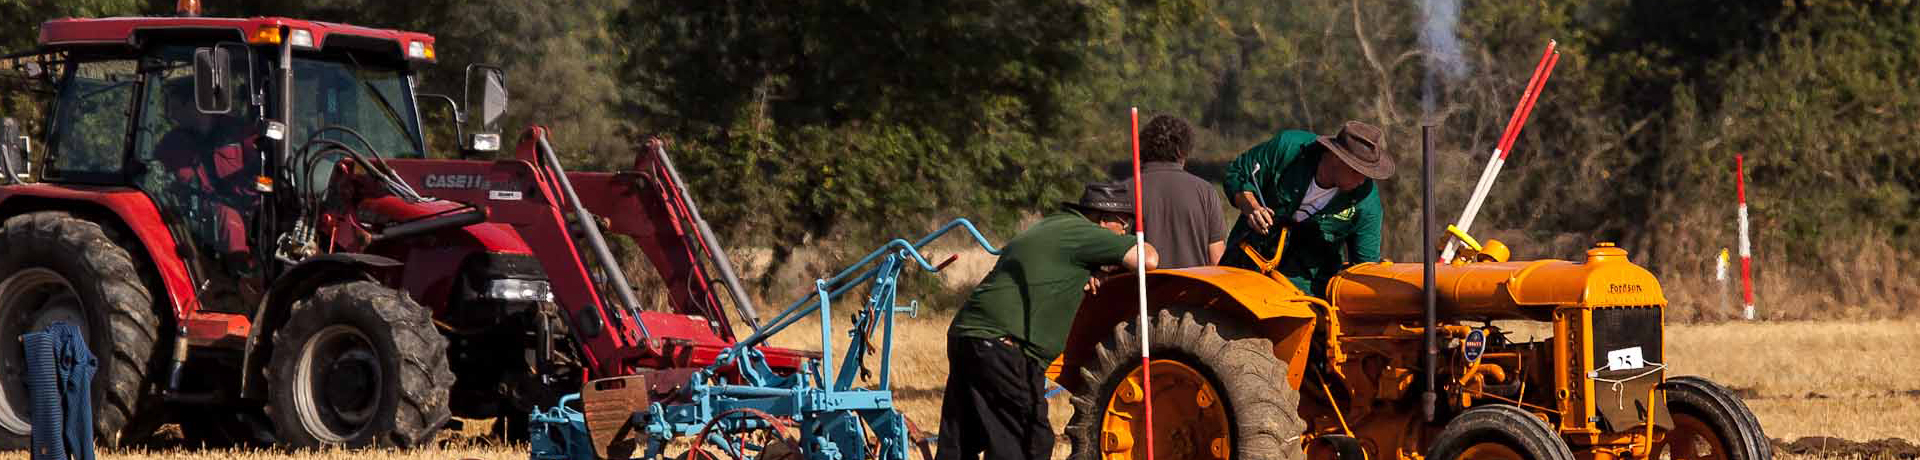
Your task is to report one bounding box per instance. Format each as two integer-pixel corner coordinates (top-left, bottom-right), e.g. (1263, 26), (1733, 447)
(1317, 121), (1395, 180)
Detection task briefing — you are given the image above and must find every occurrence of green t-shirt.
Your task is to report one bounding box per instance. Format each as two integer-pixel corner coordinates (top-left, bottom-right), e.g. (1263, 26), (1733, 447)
(949, 209), (1138, 364)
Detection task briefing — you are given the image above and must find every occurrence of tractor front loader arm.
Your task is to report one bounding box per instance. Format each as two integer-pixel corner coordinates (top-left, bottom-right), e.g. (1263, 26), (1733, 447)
(378, 128), (807, 378)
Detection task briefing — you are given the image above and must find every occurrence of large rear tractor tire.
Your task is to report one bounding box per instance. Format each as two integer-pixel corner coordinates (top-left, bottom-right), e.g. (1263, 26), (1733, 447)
(1066, 308), (1305, 460)
(1427, 405), (1575, 460)
(1657, 376), (1770, 460)
(267, 281), (455, 448)
(0, 212), (162, 449)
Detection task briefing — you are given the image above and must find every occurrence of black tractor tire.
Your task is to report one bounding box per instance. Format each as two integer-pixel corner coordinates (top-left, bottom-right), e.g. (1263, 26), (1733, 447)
(0, 212), (162, 449)
(266, 281), (455, 448)
(1427, 405), (1576, 460)
(1066, 307), (1305, 460)
(1657, 376), (1771, 460)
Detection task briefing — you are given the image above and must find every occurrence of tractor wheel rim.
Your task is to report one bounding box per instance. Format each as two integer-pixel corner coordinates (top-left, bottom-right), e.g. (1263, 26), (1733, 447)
(1459, 441), (1528, 460)
(295, 324), (383, 443)
(0, 268), (84, 435)
(1656, 412), (1728, 460)
(1102, 359), (1232, 460)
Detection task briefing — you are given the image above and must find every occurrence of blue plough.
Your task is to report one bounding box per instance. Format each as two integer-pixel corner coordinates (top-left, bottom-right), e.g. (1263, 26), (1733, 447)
(534, 218), (1001, 460)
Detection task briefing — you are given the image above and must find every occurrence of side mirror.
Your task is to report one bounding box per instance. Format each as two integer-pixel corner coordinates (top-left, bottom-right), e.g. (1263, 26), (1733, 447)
(1, 118), (25, 183)
(463, 64), (507, 152)
(192, 47), (233, 114)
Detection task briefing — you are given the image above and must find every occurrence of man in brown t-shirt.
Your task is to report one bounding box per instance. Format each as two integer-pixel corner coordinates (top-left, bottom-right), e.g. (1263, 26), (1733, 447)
(1139, 114), (1227, 268)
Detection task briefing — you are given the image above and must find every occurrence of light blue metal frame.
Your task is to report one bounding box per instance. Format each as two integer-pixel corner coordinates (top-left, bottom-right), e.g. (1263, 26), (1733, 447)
(634, 218), (1001, 460)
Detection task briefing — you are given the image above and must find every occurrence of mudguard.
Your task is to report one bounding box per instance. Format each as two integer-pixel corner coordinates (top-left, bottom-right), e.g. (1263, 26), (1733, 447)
(1052, 266), (1323, 390)
(0, 184), (200, 321)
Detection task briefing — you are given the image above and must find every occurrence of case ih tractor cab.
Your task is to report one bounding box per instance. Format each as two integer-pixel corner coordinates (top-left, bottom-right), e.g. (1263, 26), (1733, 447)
(0, 9), (807, 448)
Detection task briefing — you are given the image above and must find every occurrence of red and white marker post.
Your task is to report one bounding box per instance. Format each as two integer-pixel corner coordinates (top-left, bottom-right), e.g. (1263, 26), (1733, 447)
(1442, 41), (1559, 261)
(1128, 107), (1156, 460)
(1736, 154), (1755, 320)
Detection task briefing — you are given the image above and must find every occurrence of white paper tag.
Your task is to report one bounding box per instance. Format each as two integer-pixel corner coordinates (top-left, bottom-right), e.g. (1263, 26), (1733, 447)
(1606, 346), (1646, 371)
(489, 190), (523, 201)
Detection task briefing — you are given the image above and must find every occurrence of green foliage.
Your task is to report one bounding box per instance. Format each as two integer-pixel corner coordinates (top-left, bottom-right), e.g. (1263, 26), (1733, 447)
(0, 0), (1913, 317)
(0, 0), (144, 51)
(612, 0), (1105, 244)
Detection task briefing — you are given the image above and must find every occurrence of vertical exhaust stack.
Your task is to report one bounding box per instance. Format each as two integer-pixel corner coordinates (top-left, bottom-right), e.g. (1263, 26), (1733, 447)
(1421, 125), (1439, 423)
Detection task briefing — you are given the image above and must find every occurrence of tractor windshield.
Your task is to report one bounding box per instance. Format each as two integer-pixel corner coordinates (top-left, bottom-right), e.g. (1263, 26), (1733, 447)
(289, 56), (423, 160)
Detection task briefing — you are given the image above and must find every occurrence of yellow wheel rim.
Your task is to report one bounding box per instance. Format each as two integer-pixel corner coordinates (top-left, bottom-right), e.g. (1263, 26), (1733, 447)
(1102, 359), (1231, 460)
(1656, 412), (1728, 460)
(1458, 441), (1527, 460)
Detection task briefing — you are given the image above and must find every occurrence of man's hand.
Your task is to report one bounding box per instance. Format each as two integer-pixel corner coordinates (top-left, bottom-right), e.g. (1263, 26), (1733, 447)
(1234, 191), (1277, 235)
(1084, 276), (1102, 295)
(1244, 206), (1276, 235)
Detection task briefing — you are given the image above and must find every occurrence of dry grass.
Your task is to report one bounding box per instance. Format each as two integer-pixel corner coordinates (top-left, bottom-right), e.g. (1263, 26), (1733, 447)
(6, 318), (1912, 460)
(1665, 320), (1920, 442)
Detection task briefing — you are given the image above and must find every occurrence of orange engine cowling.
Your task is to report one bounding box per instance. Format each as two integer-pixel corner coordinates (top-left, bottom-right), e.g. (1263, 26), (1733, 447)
(1326, 243), (1667, 321)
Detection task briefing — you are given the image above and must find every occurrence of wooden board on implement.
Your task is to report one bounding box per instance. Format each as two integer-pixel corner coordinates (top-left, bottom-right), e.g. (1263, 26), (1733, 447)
(583, 375), (650, 459)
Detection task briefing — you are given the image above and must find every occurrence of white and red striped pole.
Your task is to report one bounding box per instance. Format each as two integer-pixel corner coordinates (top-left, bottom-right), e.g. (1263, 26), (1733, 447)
(1129, 107), (1155, 459)
(1442, 41), (1558, 261)
(1736, 154), (1755, 320)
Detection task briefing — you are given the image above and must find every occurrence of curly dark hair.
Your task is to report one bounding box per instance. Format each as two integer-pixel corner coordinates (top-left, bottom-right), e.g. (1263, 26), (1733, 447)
(1140, 114), (1194, 162)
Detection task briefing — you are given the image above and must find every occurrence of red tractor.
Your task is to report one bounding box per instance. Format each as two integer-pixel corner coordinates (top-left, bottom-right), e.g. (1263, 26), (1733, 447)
(0, 9), (802, 448)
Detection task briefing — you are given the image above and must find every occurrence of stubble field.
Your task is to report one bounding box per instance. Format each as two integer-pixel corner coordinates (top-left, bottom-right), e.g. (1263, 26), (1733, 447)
(3, 314), (1912, 460)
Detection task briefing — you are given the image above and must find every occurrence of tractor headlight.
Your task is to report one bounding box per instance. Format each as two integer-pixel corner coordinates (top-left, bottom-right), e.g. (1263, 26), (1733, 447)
(288, 28), (315, 49)
(483, 279), (554, 302)
(469, 133), (501, 152)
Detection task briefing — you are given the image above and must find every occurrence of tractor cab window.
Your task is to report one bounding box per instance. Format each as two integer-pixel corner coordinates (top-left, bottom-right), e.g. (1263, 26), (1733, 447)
(134, 45), (261, 201)
(43, 59), (138, 182)
(290, 54), (423, 194)
(131, 44), (264, 314)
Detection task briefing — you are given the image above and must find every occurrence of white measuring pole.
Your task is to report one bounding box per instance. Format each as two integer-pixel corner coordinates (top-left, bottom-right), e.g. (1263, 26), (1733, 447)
(1441, 42), (1557, 261)
(1441, 154), (1505, 261)
(1128, 107), (1155, 459)
(1736, 154), (1755, 320)
(1716, 248), (1733, 316)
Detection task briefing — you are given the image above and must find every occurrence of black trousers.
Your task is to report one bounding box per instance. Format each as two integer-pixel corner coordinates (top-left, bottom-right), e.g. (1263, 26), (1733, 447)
(935, 336), (1053, 460)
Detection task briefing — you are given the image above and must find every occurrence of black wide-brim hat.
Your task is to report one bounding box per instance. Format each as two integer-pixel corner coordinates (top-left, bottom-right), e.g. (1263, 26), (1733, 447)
(1316, 120), (1396, 180)
(1061, 180), (1135, 217)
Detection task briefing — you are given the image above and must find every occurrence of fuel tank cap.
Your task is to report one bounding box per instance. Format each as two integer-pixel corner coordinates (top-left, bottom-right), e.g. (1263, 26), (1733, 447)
(1586, 242), (1628, 263)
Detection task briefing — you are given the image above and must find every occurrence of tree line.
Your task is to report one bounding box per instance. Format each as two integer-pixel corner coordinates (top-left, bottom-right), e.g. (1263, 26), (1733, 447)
(2, 0), (1914, 319)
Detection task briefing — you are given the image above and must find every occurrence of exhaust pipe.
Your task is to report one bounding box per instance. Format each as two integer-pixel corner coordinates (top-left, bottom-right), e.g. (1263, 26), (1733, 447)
(1421, 125), (1439, 423)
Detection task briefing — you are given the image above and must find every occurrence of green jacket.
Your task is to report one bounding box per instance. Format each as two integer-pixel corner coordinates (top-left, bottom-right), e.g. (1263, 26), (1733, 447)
(1219, 130), (1383, 296)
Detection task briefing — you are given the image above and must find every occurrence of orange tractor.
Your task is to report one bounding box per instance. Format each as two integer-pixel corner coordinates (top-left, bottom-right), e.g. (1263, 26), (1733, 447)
(1054, 138), (1768, 460)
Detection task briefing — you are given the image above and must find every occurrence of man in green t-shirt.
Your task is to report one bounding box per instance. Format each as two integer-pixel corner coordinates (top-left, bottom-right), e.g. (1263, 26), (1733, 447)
(1219, 120), (1395, 296)
(937, 181), (1159, 460)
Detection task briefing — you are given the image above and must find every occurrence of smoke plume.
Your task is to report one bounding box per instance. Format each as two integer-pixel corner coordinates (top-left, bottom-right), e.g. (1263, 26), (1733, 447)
(1418, 0), (1469, 116)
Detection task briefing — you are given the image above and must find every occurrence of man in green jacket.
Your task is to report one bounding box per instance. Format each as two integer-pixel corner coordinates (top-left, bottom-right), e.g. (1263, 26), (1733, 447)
(938, 181), (1159, 460)
(1219, 121), (1395, 296)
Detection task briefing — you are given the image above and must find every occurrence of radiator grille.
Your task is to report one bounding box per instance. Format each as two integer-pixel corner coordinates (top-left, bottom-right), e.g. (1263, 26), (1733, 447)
(1590, 306), (1663, 374)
